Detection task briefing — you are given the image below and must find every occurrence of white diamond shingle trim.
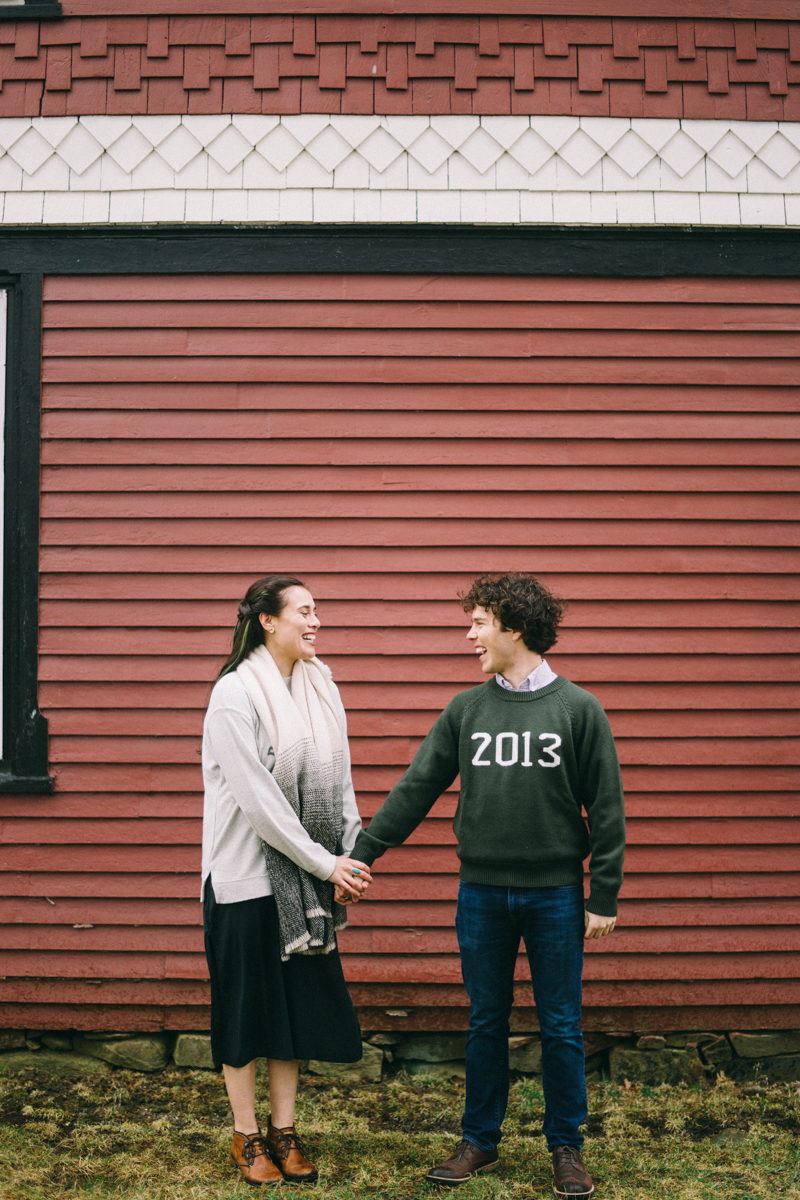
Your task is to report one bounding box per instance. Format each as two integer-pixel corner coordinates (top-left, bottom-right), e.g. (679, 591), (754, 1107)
(1, 114), (799, 226)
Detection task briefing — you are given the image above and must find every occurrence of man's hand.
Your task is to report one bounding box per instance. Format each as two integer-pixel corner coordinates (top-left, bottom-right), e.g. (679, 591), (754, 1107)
(584, 910), (616, 939)
(328, 856), (372, 903)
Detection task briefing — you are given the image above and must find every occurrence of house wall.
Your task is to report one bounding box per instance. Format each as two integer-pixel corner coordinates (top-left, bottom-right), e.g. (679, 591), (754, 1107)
(0, 270), (797, 1033)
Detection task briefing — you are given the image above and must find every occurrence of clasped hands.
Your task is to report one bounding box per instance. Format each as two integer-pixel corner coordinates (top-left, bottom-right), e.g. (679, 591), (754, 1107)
(329, 855), (373, 905)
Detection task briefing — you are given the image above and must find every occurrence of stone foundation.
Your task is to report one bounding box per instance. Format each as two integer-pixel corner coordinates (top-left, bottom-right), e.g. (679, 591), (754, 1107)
(1, 1029), (798, 1086)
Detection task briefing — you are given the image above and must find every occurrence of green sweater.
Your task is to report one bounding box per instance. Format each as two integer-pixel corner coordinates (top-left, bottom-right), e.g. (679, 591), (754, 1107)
(352, 676), (625, 916)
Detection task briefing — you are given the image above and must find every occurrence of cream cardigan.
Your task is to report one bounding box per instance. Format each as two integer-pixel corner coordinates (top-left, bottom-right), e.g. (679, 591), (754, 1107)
(201, 670), (361, 905)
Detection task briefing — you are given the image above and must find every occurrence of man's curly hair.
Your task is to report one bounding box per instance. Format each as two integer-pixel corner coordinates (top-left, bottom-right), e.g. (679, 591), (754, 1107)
(460, 572), (565, 655)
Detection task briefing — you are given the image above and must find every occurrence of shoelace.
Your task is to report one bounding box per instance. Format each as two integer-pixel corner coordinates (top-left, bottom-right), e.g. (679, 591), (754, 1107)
(555, 1147), (584, 1175)
(271, 1128), (309, 1160)
(241, 1134), (269, 1166)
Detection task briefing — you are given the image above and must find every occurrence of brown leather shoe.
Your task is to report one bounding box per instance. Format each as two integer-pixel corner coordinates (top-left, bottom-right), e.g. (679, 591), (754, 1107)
(426, 1139), (500, 1187)
(266, 1120), (318, 1183)
(552, 1146), (595, 1198)
(230, 1130), (284, 1187)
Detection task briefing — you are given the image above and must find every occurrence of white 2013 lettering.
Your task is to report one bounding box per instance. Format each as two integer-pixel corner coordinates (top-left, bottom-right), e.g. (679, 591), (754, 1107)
(495, 732), (518, 766)
(471, 731), (562, 767)
(538, 732), (562, 767)
(471, 731), (492, 766)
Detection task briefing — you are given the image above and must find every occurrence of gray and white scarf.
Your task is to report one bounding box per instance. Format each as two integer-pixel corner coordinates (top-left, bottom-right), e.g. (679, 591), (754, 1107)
(237, 644), (347, 960)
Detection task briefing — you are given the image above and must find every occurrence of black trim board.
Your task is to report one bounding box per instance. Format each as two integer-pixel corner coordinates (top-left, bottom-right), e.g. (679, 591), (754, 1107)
(0, 224), (798, 276)
(0, 3), (62, 19)
(1, 220), (798, 794)
(2, 274), (51, 793)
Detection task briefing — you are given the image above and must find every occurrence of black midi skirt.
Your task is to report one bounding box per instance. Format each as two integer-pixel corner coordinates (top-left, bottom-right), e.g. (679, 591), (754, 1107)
(203, 879), (363, 1071)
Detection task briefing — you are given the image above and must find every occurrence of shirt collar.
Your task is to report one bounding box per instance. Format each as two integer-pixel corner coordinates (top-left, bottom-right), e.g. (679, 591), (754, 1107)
(496, 658), (557, 693)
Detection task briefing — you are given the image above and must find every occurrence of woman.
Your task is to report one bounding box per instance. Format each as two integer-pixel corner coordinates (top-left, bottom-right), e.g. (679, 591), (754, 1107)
(201, 574), (371, 1187)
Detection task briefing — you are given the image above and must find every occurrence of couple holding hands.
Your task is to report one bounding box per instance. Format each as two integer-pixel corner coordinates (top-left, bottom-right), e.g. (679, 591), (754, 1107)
(201, 572), (625, 1195)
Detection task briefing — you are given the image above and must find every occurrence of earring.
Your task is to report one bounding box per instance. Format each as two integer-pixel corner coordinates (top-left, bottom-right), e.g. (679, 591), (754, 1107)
(265, 626), (275, 633)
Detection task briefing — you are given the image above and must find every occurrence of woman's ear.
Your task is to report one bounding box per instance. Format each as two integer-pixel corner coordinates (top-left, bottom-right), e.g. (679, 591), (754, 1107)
(259, 613), (276, 634)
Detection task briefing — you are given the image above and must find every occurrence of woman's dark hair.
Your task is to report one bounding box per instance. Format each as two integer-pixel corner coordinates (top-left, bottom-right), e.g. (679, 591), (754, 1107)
(216, 574), (307, 680)
(459, 572), (565, 655)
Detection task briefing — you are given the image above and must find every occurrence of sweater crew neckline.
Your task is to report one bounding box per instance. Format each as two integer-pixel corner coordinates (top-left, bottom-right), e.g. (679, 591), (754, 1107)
(487, 675), (566, 702)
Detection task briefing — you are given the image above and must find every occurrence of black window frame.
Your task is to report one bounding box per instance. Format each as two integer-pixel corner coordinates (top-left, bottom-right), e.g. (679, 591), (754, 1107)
(1, 223), (798, 794)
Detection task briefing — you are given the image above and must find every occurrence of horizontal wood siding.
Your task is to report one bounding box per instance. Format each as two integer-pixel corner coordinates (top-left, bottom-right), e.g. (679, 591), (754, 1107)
(1, 272), (798, 1032)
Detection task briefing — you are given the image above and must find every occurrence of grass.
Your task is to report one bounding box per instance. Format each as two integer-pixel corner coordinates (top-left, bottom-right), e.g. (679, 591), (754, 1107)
(0, 1065), (798, 1200)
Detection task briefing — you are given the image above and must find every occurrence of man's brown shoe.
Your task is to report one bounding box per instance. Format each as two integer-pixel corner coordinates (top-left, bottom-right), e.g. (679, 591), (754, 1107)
(552, 1146), (595, 1198)
(266, 1120), (318, 1183)
(426, 1139), (500, 1187)
(230, 1130), (283, 1187)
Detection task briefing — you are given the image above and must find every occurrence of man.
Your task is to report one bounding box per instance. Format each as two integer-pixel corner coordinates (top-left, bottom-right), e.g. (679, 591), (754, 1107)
(352, 573), (625, 1197)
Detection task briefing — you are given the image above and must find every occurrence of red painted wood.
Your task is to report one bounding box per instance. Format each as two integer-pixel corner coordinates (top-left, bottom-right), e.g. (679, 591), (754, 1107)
(33, 571), (800, 604)
(6, 791), (800, 823)
(39, 735), (800, 768)
(18, 18), (800, 118)
(35, 680), (800, 710)
(41, 409), (800, 440)
(40, 437), (799, 469)
(3, 842), (798, 875)
(5, 788), (798, 821)
(39, 706), (800, 740)
(37, 465), (800, 496)
(41, 357), (800, 388)
(41, 300), (800, 331)
(7, 272), (797, 1030)
(39, 382), (800, 414)
(43, 328), (800, 359)
(37, 497), (800, 525)
(33, 597), (800, 627)
(4, 895), (800, 928)
(6, 924), (800, 955)
(43, 277), (800, 303)
(337, 926), (800, 954)
(3, 813), (797, 846)
(2, 946), (800, 983)
(38, 645), (800, 678)
(344, 897), (800, 926)
(337, 952), (800, 982)
(38, 517), (797, 552)
(351, 1003), (800, 1032)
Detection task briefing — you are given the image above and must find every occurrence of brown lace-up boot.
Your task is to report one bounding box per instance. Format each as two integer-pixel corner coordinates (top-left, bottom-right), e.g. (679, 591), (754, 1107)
(266, 1119), (319, 1183)
(551, 1146), (595, 1197)
(425, 1139), (500, 1187)
(230, 1130), (284, 1187)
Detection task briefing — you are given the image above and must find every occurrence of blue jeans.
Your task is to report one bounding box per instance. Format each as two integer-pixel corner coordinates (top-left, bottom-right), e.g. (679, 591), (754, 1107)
(456, 881), (586, 1152)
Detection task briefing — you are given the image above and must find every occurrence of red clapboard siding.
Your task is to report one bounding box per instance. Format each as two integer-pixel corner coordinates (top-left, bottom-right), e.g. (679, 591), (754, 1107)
(0, 272), (797, 1032)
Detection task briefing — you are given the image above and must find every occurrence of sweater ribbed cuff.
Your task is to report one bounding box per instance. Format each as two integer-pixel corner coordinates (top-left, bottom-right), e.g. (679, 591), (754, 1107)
(350, 833), (379, 867)
(587, 890), (618, 918)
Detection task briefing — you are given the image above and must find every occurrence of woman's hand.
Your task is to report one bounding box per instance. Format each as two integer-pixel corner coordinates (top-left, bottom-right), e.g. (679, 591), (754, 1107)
(328, 856), (372, 903)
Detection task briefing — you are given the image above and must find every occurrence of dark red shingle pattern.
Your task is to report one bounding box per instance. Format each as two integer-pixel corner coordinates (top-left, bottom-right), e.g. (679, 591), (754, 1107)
(3, 16), (800, 121)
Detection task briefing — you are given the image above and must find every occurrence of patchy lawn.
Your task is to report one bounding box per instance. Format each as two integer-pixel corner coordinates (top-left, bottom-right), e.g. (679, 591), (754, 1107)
(0, 1066), (798, 1200)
